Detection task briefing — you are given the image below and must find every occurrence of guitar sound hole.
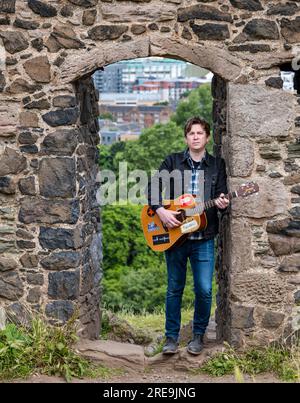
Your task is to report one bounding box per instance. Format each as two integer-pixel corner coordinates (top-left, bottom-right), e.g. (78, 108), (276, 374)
(177, 209), (186, 222)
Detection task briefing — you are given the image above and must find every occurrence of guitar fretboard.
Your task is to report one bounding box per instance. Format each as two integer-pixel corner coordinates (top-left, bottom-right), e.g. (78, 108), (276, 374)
(186, 191), (237, 216)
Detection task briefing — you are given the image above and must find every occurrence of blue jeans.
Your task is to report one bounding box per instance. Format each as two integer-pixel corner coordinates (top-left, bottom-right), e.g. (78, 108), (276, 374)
(164, 238), (215, 341)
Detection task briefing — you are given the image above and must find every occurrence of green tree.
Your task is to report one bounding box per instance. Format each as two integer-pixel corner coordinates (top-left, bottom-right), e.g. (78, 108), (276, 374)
(171, 83), (213, 129)
(99, 141), (127, 171)
(99, 144), (113, 171)
(115, 121), (185, 175)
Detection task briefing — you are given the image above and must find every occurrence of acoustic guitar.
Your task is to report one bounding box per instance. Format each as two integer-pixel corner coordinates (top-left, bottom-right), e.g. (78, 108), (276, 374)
(141, 182), (259, 252)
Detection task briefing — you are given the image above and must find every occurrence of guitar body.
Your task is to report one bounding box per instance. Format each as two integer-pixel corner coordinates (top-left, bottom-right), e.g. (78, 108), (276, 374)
(141, 182), (260, 252)
(141, 194), (207, 252)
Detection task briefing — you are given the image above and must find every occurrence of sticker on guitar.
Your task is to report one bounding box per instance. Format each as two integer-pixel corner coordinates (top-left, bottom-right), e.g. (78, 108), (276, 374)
(147, 222), (160, 232)
(178, 194), (194, 207)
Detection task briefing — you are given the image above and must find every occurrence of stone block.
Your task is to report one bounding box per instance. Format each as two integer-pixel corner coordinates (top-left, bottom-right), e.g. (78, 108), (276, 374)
(242, 19), (280, 41)
(229, 218), (254, 272)
(190, 22), (230, 41)
(279, 254), (300, 272)
(223, 136), (254, 177)
(39, 227), (83, 250)
(68, 0), (98, 7)
(0, 176), (16, 194)
(0, 31), (29, 54)
(47, 24), (84, 50)
(39, 157), (76, 198)
(40, 251), (81, 270)
(231, 304), (255, 329)
(28, 0), (57, 17)
(19, 197), (80, 224)
(229, 0), (263, 11)
(27, 273), (44, 285)
(20, 253), (39, 268)
(88, 25), (128, 41)
(280, 17), (300, 43)
(7, 78), (42, 94)
(42, 107), (79, 126)
(19, 111), (39, 128)
(18, 177), (36, 195)
(262, 310), (285, 329)
(83, 9), (97, 26)
(267, 3), (298, 16)
(230, 178), (288, 219)
(27, 287), (41, 303)
(52, 96), (76, 108)
(101, 2), (176, 23)
(0, 240), (16, 253)
(45, 300), (75, 322)
(228, 84), (294, 139)
(178, 4), (232, 23)
(41, 129), (78, 155)
(75, 339), (145, 372)
(231, 272), (288, 308)
(0, 256), (18, 272)
(0, 0), (16, 13)
(0, 101), (19, 137)
(0, 271), (24, 300)
(269, 234), (300, 256)
(48, 270), (80, 300)
(23, 56), (51, 83)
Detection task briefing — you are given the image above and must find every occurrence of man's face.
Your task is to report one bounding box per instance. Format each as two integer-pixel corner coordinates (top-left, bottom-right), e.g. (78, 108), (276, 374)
(184, 124), (209, 152)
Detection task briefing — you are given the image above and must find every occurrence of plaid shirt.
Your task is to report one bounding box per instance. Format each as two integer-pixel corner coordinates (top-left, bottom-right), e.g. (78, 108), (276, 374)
(186, 149), (206, 240)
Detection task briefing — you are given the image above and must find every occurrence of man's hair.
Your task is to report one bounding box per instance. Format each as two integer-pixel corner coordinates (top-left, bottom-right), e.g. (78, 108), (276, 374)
(184, 117), (210, 137)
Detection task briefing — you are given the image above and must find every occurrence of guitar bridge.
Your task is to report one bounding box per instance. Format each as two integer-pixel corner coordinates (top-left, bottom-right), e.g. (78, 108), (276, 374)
(180, 219), (199, 234)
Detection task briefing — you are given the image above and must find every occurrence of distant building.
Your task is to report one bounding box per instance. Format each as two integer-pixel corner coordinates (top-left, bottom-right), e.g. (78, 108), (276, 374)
(93, 64), (124, 93)
(100, 92), (163, 105)
(132, 77), (211, 102)
(119, 133), (140, 142)
(101, 130), (121, 145)
(121, 58), (187, 92)
(100, 104), (174, 128)
(99, 119), (141, 145)
(96, 59), (211, 144)
(93, 57), (209, 94)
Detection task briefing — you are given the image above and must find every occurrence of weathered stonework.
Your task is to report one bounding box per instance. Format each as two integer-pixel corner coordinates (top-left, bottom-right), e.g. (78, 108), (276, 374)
(0, 0), (299, 346)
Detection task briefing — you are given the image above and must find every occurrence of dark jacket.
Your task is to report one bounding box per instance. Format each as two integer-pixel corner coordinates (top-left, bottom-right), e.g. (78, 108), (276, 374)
(145, 148), (228, 240)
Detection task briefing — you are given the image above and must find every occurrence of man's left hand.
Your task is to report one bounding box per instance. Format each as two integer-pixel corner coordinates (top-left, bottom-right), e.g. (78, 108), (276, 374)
(215, 193), (229, 209)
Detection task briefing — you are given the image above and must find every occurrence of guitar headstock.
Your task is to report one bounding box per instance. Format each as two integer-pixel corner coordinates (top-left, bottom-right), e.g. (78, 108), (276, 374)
(236, 182), (259, 198)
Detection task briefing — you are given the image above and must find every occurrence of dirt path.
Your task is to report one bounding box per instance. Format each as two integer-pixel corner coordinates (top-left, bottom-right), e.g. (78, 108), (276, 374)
(13, 368), (284, 384)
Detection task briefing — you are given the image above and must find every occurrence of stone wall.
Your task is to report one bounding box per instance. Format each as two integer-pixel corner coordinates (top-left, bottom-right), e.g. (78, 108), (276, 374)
(0, 0), (299, 344)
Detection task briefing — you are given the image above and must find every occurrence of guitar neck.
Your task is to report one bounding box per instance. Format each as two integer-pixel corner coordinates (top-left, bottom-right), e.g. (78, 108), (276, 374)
(203, 191), (237, 210)
(187, 191), (238, 216)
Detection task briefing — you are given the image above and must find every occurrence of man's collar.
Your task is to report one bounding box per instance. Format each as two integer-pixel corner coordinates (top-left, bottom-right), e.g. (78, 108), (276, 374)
(181, 147), (210, 166)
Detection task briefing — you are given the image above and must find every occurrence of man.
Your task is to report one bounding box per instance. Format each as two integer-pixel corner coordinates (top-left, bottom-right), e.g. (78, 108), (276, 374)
(146, 116), (229, 355)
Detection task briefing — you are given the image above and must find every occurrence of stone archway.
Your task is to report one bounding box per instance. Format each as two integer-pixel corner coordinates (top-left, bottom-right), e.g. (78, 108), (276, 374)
(0, 0), (299, 346)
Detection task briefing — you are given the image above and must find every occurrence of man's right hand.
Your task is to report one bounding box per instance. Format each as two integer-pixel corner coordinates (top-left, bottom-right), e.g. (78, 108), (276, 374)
(156, 207), (181, 229)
